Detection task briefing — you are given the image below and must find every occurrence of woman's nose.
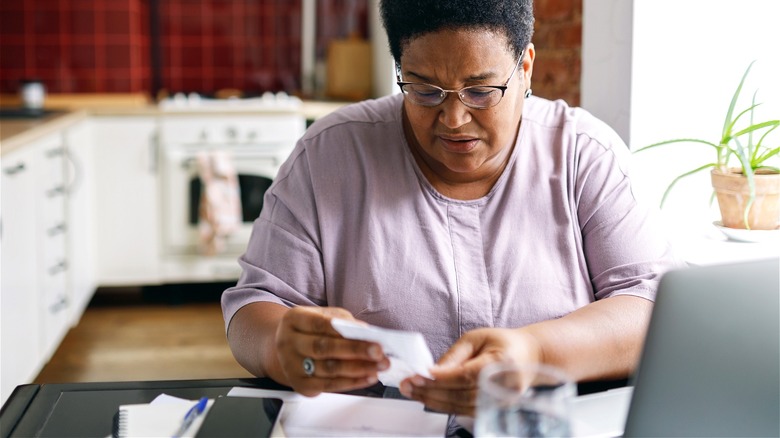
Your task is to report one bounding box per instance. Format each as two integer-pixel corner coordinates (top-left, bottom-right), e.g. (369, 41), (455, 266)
(438, 93), (472, 129)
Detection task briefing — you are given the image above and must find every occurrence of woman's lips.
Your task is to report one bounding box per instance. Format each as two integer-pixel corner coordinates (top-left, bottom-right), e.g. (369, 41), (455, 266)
(438, 136), (479, 153)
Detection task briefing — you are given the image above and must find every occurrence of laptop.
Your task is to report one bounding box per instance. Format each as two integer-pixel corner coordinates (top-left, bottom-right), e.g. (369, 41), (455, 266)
(623, 258), (780, 437)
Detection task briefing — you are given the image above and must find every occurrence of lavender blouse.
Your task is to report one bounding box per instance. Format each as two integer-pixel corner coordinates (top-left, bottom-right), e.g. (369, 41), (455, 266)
(222, 94), (681, 360)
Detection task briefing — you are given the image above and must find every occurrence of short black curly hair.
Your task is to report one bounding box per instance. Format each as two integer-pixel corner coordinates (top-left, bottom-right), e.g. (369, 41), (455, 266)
(380, 0), (534, 64)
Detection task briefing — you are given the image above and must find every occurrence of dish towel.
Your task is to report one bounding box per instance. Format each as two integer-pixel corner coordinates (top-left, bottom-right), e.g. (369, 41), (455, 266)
(196, 150), (242, 255)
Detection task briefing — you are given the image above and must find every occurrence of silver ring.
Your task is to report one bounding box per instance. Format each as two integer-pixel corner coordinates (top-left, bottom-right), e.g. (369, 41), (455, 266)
(302, 357), (315, 377)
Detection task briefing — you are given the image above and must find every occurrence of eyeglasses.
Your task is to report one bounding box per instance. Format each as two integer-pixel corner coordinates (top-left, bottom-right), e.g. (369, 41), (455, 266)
(396, 52), (523, 109)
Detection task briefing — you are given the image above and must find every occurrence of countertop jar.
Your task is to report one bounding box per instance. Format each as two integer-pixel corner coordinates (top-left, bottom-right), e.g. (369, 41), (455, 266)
(20, 79), (46, 110)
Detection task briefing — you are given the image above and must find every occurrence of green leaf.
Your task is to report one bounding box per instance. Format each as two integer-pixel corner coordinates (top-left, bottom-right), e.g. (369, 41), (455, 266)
(660, 163), (717, 208)
(723, 61), (755, 139)
(754, 144), (780, 165)
(633, 138), (718, 154)
(752, 124), (778, 163)
(735, 149), (756, 230)
(732, 120), (780, 138)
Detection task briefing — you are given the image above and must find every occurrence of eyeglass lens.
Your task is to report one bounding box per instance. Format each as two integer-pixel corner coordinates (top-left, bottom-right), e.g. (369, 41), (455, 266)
(402, 84), (503, 108)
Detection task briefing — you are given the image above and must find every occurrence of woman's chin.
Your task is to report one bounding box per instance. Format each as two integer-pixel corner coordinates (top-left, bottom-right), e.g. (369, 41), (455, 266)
(439, 138), (480, 154)
(440, 159), (487, 176)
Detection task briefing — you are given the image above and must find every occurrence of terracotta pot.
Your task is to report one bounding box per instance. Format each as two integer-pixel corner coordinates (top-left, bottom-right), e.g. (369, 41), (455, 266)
(711, 168), (780, 230)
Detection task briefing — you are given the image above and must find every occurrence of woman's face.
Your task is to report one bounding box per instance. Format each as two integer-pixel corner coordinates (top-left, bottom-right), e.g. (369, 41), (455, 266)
(399, 29), (534, 186)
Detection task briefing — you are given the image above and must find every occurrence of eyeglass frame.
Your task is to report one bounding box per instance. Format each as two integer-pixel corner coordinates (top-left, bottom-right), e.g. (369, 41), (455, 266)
(395, 50), (524, 109)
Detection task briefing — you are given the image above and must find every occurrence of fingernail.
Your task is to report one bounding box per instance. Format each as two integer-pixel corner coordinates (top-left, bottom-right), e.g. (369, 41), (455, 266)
(368, 344), (382, 360)
(399, 381), (412, 397)
(366, 375), (378, 385)
(411, 375), (425, 386)
(378, 360), (390, 371)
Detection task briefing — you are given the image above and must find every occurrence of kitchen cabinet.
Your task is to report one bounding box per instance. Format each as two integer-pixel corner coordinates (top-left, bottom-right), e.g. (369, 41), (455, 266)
(0, 118), (100, 405)
(36, 133), (71, 362)
(0, 132), (74, 402)
(92, 116), (162, 285)
(1, 140), (44, 405)
(64, 120), (98, 318)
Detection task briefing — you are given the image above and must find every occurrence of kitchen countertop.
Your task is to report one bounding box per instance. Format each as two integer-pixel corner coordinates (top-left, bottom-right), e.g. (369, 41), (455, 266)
(0, 96), (349, 157)
(0, 110), (89, 156)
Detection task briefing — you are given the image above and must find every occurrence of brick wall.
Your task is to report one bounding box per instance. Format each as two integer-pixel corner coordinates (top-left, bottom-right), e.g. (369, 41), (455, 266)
(533, 0), (582, 106)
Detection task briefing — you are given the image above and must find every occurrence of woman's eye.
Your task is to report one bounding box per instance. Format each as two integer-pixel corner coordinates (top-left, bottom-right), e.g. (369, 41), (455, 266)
(465, 88), (495, 97)
(413, 88), (440, 97)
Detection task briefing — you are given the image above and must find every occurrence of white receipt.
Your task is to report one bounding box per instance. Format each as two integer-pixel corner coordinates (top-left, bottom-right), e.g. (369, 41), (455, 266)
(331, 318), (435, 388)
(227, 387), (449, 437)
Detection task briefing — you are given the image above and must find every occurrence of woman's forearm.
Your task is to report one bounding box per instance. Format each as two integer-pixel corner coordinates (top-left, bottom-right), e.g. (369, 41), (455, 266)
(226, 301), (291, 384)
(520, 295), (654, 382)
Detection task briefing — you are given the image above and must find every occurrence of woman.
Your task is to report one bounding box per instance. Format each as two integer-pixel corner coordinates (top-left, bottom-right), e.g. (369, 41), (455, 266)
(222, 0), (681, 415)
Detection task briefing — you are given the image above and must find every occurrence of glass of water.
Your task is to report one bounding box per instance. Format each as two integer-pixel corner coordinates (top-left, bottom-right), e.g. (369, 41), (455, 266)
(474, 362), (576, 437)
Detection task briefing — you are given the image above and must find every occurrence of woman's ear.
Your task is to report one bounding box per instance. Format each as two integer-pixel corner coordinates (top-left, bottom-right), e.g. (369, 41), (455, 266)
(522, 43), (535, 92)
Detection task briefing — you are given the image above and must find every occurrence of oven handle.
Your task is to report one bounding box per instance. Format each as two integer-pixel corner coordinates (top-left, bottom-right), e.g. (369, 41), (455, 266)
(149, 130), (159, 173)
(179, 155), (280, 169)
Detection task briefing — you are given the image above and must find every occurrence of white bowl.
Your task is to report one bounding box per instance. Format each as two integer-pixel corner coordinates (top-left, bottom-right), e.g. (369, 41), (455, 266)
(713, 221), (780, 243)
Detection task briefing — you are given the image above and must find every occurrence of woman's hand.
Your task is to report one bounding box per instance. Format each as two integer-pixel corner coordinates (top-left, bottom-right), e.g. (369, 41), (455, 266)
(275, 306), (391, 396)
(398, 327), (542, 415)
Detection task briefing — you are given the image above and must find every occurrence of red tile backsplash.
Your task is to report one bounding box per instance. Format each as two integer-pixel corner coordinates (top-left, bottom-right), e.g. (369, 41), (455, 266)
(0, 0), (369, 97)
(156, 0), (309, 95)
(0, 0), (150, 94)
(0, 0), (580, 105)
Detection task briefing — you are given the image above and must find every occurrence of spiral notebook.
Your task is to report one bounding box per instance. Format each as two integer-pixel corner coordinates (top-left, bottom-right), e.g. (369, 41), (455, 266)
(113, 394), (282, 438)
(114, 397), (215, 438)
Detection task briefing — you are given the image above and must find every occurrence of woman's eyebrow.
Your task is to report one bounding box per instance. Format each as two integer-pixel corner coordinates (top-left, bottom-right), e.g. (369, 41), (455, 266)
(403, 69), (500, 83)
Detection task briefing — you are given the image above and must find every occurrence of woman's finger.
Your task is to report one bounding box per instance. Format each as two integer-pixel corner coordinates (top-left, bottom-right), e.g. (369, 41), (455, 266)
(287, 306), (356, 335)
(307, 335), (382, 361)
(435, 336), (479, 368)
(277, 328), (387, 365)
(293, 374), (381, 397)
(297, 356), (389, 379)
(405, 384), (478, 416)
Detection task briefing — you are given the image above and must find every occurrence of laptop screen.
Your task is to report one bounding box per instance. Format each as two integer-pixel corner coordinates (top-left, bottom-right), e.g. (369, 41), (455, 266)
(624, 258), (780, 437)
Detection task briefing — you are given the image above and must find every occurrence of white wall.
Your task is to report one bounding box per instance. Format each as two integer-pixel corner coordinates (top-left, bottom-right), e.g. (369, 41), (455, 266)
(581, 0), (633, 142)
(582, 0), (780, 229)
(369, 0), (398, 97)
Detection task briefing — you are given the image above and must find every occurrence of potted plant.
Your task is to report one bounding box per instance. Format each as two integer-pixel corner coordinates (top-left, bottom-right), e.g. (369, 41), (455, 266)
(635, 61), (780, 230)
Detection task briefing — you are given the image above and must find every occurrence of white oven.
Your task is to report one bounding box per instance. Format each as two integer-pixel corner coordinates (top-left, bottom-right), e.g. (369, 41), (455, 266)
(158, 107), (305, 281)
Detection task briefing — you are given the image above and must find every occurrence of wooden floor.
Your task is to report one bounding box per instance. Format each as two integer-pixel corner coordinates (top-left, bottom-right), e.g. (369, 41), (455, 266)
(34, 284), (253, 384)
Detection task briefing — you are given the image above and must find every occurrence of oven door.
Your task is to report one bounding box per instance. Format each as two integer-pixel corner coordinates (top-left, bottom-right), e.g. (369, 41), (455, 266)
(161, 144), (282, 257)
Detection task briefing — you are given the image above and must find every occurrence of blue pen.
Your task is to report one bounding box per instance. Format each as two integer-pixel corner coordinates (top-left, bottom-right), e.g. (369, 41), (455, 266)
(172, 396), (208, 438)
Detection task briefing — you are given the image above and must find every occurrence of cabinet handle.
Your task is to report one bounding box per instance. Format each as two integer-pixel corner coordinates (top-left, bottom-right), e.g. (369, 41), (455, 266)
(48, 260), (68, 276)
(46, 147), (66, 158)
(64, 146), (82, 194)
(47, 185), (67, 198)
(3, 163), (26, 175)
(48, 222), (67, 237)
(149, 130), (159, 173)
(50, 295), (69, 314)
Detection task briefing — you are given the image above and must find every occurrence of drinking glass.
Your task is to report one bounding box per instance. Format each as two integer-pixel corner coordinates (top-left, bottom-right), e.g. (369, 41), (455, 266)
(474, 362), (576, 437)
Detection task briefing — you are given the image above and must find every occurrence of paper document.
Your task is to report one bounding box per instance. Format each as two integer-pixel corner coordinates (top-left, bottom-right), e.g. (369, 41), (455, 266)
(570, 386), (633, 437)
(228, 387), (449, 437)
(451, 386), (634, 438)
(331, 318), (435, 387)
(114, 394), (214, 438)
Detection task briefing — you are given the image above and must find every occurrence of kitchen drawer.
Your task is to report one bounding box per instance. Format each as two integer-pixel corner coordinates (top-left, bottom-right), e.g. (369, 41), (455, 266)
(39, 193), (66, 233)
(40, 232), (67, 278)
(40, 251), (70, 362)
(41, 144), (67, 184)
